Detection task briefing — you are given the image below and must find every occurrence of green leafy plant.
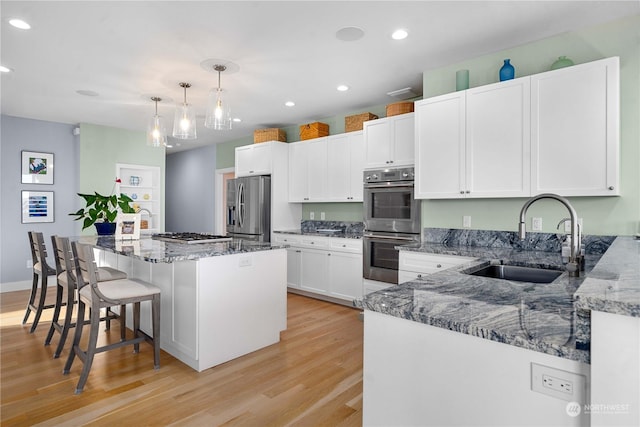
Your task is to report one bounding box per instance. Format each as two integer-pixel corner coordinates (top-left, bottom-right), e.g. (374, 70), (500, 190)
(69, 178), (135, 230)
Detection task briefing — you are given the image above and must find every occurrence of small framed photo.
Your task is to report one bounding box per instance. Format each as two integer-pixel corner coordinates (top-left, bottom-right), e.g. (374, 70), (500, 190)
(21, 191), (54, 223)
(22, 151), (54, 184)
(116, 213), (141, 240)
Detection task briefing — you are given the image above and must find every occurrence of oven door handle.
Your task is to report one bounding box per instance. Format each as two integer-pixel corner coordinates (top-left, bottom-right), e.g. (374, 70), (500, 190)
(364, 234), (417, 241)
(364, 182), (414, 189)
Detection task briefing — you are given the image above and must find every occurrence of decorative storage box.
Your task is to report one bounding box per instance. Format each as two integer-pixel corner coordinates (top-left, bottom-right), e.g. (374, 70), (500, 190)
(386, 101), (414, 117)
(299, 122), (329, 140)
(253, 128), (287, 143)
(345, 112), (378, 132)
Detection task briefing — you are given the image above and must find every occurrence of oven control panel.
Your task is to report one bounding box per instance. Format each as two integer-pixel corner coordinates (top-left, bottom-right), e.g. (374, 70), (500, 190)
(364, 167), (414, 183)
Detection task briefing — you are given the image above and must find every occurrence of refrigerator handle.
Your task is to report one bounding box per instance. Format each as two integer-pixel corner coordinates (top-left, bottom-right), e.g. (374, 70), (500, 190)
(238, 182), (245, 228)
(227, 205), (235, 226)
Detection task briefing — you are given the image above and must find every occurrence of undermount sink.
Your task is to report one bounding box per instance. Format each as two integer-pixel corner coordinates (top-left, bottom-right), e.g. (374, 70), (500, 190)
(467, 264), (563, 284)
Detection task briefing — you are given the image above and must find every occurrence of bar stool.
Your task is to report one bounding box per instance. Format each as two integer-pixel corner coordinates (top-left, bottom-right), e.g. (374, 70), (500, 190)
(23, 231), (57, 333)
(45, 236), (128, 358)
(63, 242), (161, 394)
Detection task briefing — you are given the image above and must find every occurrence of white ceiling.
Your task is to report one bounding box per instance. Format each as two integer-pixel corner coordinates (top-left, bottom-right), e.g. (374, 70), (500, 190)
(1, 1), (638, 152)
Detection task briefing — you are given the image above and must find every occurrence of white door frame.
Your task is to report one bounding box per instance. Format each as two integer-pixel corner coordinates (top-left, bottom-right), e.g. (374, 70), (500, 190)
(215, 167), (235, 235)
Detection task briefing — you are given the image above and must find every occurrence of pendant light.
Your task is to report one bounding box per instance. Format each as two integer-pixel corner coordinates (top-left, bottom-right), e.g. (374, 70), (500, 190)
(204, 65), (232, 130)
(147, 97), (167, 147)
(172, 82), (197, 139)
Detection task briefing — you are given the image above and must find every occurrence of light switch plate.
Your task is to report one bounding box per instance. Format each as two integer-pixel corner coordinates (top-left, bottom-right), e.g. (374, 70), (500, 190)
(532, 217), (543, 231)
(463, 216), (471, 228)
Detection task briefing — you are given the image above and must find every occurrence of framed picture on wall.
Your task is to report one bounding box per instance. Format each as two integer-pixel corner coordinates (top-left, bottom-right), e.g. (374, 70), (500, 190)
(21, 150), (54, 184)
(21, 191), (54, 223)
(115, 213), (141, 240)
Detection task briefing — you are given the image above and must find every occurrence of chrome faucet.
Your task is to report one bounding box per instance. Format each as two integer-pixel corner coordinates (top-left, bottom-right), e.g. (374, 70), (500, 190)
(518, 193), (582, 276)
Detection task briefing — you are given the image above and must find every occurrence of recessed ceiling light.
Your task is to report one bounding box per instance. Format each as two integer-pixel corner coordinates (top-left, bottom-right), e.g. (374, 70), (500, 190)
(76, 89), (100, 97)
(0, 65), (12, 73)
(391, 29), (408, 40)
(232, 118), (242, 123)
(285, 101), (295, 107)
(9, 19), (31, 30)
(337, 85), (349, 92)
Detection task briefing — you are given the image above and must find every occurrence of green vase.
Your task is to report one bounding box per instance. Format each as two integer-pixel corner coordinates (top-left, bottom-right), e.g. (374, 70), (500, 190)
(550, 56), (574, 70)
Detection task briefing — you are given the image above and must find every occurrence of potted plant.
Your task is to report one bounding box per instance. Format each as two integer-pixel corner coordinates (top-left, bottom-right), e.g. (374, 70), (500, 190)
(69, 178), (136, 235)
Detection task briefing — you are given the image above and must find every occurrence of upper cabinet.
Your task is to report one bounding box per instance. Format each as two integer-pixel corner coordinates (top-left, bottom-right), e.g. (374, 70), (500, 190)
(416, 57), (619, 199)
(116, 163), (162, 233)
(415, 78), (531, 199)
(364, 113), (415, 168)
(327, 131), (364, 202)
(531, 56), (619, 196)
(289, 131), (364, 203)
(235, 142), (274, 177)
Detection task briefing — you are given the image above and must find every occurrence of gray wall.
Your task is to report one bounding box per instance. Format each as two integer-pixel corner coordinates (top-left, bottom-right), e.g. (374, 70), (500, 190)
(165, 144), (217, 232)
(1, 115), (79, 286)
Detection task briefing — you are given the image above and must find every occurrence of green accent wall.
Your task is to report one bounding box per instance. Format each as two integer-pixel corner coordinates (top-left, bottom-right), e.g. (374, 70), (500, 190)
(78, 123), (166, 234)
(421, 15), (640, 236)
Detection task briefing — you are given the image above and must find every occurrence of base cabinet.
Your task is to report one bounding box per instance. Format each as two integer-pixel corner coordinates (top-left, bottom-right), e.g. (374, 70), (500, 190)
(398, 251), (477, 284)
(274, 234), (363, 303)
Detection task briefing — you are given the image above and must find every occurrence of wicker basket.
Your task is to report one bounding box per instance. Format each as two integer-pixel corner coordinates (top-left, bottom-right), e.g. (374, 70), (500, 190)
(253, 128), (287, 143)
(345, 112), (378, 132)
(386, 101), (414, 117)
(299, 122), (329, 140)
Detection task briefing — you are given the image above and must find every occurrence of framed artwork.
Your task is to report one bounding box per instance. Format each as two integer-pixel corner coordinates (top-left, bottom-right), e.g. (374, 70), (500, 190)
(21, 191), (54, 223)
(115, 213), (141, 240)
(21, 151), (54, 184)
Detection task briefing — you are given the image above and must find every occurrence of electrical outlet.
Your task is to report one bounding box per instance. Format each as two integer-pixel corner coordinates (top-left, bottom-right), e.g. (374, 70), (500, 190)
(321, 212), (326, 220)
(310, 212), (315, 220)
(531, 363), (586, 402)
(532, 217), (543, 231)
(463, 216), (471, 228)
(26, 259), (33, 269)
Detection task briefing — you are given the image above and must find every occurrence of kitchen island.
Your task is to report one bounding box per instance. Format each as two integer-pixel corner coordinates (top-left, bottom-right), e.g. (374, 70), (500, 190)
(80, 236), (287, 372)
(360, 229), (639, 427)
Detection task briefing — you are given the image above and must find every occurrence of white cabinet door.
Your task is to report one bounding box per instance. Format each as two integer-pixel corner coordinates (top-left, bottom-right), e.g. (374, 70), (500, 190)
(328, 251), (363, 300)
(415, 92), (466, 199)
(327, 132), (364, 202)
(235, 143), (272, 177)
(300, 248), (330, 294)
(286, 248), (302, 288)
(288, 142), (308, 202)
(416, 79), (530, 199)
(466, 77), (530, 198)
(307, 137), (328, 201)
(531, 57), (619, 196)
(364, 114), (415, 168)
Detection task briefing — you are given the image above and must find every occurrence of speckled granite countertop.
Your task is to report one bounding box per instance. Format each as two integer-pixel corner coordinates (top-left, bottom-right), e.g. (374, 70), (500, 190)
(77, 236), (287, 263)
(274, 220), (364, 239)
(359, 228), (638, 364)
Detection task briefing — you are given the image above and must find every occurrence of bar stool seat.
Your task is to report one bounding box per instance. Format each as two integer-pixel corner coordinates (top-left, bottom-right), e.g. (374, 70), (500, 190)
(45, 236), (128, 358)
(63, 241), (161, 394)
(23, 232), (57, 333)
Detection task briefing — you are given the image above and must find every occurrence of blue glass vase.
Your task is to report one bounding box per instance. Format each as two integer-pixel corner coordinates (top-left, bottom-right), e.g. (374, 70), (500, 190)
(499, 59), (515, 81)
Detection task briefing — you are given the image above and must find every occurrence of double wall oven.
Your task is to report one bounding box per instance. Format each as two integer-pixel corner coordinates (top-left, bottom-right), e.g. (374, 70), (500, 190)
(363, 167), (421, 285)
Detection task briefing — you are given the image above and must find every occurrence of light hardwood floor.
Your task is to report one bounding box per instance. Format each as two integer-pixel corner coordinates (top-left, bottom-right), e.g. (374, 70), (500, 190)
(1, 289), (363, 426)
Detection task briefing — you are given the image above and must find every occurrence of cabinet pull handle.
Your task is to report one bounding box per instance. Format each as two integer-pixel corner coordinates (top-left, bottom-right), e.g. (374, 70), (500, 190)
(436, 264), (442, 268)
(465, 190), (470, 194)
(609, 186), (615, 190)
(460, 191), (465, 194)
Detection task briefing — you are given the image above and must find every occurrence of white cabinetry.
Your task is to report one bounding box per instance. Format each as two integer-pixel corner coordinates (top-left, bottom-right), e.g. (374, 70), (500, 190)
(398, 251), (477, 284)
(327, 131), (364, 202)
(235, 142), (274, 176)
(364, 113), (415, 168)
(288, 137), (328, 202)
(531, 56), (619, 196)
(116, 163), (162, 233)
(274, 234), (363, 303)
(415, 77), (530, 199)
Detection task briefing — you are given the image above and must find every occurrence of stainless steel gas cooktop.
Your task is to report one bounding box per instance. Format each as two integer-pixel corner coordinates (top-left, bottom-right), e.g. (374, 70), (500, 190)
(152, 232), (232, 244)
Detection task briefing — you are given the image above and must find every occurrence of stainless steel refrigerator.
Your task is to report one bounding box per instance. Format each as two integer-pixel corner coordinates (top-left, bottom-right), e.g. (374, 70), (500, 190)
(226, 175), (271, 242)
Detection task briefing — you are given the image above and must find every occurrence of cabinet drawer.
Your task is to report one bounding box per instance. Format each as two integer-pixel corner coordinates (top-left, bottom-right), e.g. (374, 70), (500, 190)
(299, 236), (330, 249)
(273, 234), (301, 245)
(398, 270), (432, 284)
(399, 252), (476, 274)
(329, 238), (363, 253)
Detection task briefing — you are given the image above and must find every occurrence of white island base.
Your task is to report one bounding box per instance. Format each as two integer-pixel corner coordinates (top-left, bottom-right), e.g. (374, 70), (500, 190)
(97, 248), (287, 372)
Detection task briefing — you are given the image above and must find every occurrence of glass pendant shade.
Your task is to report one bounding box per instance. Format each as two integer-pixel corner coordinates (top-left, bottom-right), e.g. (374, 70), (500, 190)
(205, 88), (232, 130)
(147, 97), (167, 147)
(172, 83), (197, 139)
(204, 64), (232, 130)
